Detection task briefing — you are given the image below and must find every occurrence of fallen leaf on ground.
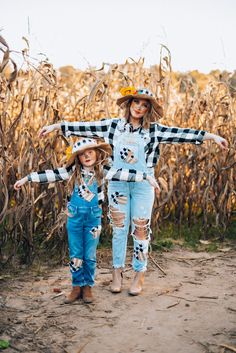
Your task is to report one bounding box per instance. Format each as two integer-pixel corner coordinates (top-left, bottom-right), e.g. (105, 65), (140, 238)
(218, 247), (231, 252)
(53, 288), (62, 293)
(0, 340), (10, 349)
(199, 240), (211, 245)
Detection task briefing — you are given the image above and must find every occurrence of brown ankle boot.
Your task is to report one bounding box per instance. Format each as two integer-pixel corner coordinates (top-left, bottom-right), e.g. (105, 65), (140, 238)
(64, 286), (81, 304)
(129, 272), (145, 296)
(82, 286), (94, 303)
(110, 268), (123, 293)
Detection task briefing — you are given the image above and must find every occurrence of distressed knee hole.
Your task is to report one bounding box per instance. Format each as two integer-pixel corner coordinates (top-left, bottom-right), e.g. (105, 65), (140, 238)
(111, 192), (127, 205)
(109, 205), (125, 228)
(90, 225), (101, 238)
(70, 258), (83, 272)
(132, 218), (150, 240)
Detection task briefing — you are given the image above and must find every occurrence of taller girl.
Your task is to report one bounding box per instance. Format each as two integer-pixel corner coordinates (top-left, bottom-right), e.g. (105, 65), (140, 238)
(40, 86), (228, 296)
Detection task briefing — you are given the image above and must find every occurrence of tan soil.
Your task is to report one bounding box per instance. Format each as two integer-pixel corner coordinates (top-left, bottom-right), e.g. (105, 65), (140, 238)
(0, 247), (236, 353)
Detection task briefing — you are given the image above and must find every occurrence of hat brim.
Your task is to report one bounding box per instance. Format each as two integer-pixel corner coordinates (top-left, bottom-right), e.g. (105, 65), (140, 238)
(67, 142), (112, 166)
(117, 94), (163, 118)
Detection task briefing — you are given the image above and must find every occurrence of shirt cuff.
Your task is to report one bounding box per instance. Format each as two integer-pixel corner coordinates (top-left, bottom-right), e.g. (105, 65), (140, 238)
(61, 122), (70, 137)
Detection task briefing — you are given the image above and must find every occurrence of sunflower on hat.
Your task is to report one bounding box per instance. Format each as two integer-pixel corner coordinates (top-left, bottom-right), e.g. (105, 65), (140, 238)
(120, 86), (137, 96)
(66, 146), (73, 161)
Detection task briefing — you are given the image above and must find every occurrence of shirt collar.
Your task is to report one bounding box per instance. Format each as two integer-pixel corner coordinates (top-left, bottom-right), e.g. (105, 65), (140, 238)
(118, 118), (147, 135)
(81, 168), (95, 178)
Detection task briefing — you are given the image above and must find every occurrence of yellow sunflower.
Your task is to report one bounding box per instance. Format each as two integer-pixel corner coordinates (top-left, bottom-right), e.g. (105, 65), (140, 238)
(66, 146), (73, 161)
(119, 86), (137, 96)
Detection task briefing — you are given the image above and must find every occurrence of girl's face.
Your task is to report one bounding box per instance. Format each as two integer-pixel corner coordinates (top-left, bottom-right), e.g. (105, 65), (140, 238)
(130, 98), (150, 120)
(78, 148), (97, 168)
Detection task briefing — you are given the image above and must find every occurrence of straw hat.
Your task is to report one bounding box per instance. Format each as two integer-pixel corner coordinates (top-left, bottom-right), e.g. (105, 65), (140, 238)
(67, 138), (112, 165)
(117, 86), (163, 118)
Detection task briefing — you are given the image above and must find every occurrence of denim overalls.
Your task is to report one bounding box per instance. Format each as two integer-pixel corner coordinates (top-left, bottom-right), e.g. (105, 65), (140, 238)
(108, 126), (155, 272)
(66, 177), (102, 287)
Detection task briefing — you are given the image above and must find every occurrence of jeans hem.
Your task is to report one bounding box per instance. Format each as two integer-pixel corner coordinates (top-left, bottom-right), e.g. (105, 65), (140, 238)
(133, 268), (147, 273)
(113, 265), (125, 269)
(81, 283), (94, 287)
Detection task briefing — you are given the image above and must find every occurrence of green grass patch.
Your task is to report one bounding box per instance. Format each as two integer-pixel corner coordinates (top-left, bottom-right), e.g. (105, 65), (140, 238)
(152, 220), (236, 252)
(150, 238), (174, 251)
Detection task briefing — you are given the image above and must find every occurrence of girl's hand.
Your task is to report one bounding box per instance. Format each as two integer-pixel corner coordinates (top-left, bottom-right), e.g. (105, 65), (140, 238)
(14, 177), (28, 190)
(204, 133), (229, 150)
(213, 135), (229, 150)
(39, 123), (60, 137)
(146, 175), (161, 195)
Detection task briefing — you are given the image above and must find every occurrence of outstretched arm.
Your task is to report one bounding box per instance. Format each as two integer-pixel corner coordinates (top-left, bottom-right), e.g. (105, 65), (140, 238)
(14, 165), (74, 190)
(39, 123), (61, 137)
(203, 132), (228, 150)
(103, 165), (160, 192)
(14, 176), (28, 190)
(155, 123), (206, 145)
(39, 118), (112, 139)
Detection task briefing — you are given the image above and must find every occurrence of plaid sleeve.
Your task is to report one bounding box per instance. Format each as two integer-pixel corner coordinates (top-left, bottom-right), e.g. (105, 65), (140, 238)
(27, 164), (74, 183)
(103, 165), (147, 182)
(61, 118), (111, 138)
(155, 124), (206, 144)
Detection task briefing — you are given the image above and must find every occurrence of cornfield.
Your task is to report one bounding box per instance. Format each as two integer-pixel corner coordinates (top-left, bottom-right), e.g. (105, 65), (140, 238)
(0, 37), (235, 265)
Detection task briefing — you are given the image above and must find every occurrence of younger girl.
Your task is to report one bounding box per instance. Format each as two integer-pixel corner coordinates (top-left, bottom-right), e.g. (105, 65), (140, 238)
(14, 137), (158, 303)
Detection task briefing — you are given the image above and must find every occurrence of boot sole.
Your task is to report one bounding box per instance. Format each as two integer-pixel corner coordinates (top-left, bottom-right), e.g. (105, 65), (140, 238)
(110, 288), (122, 293)
(128, 291), (141, 296)
(83, 299), (94, 303)
(128, 288), (142, 296)
(64, 298), (80, 304)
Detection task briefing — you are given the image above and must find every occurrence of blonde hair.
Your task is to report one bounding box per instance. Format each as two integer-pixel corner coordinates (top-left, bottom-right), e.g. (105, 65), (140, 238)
(66, 148), (109, 194)
(123, 99), (158, 129)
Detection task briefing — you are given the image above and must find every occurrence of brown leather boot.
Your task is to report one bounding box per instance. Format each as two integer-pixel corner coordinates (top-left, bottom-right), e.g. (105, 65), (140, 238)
(64, 286), (81, 304)
(82, 286), (94, 303)
(110, 268), (123, 293)
(129, 272), (145, 296)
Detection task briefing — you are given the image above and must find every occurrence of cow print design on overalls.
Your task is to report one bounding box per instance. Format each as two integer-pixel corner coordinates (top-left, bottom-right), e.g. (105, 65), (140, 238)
(90, 225), (102, 238)
(120, 148), (137, 164)
(111, 191), (127, 205)
(134, 243), (146, 262)
(78, 184), (95, 202)
(70, 258), (83, 272)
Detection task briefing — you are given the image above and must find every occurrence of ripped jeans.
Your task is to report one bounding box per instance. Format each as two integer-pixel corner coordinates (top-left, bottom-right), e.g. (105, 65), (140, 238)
(108, 180), (154, 272)
(66, 199), (102, 287)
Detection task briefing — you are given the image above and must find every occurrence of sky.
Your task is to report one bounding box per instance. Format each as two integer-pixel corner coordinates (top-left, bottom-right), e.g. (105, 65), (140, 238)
(1, 0), (236, 73)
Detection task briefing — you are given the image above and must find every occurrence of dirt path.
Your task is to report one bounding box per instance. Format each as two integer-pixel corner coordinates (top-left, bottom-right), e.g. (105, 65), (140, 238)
(0, 248), (236, 353)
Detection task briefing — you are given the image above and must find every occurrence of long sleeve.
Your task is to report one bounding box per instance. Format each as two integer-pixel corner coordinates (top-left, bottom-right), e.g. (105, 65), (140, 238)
(27, 165), (75, 183)
(154, 123), (206, 145)
(61, 118), (112, 138)
(103, 165), (147, 182)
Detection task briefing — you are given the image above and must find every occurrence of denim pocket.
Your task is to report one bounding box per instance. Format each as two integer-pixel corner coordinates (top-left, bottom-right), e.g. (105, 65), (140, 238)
(92, 207), (102, 219)
(67, 203), (77, 218)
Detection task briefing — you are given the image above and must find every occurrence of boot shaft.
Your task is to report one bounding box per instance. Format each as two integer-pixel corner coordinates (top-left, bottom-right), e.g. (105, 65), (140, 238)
(129, 271), (145, 296)
(110, 268), (123, 293)
(64, 286), (81, 304)
(83, 285), (94, 303)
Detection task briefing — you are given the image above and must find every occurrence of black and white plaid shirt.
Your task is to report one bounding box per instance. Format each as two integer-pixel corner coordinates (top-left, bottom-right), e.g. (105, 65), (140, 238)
(27, 163), (148, 205)
(61, 117), (206, 168)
